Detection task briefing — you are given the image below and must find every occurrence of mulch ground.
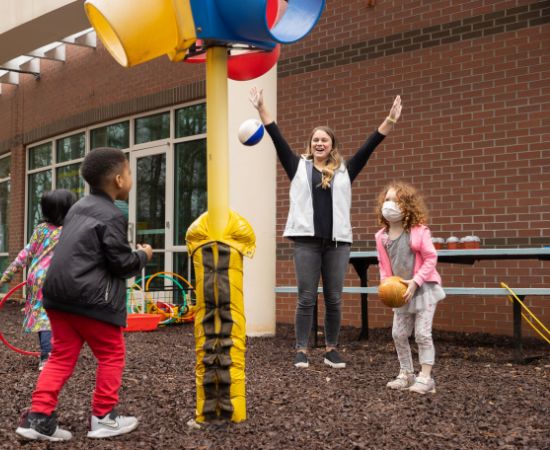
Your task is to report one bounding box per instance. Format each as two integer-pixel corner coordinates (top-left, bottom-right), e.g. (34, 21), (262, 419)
(0, 301), (549, 450)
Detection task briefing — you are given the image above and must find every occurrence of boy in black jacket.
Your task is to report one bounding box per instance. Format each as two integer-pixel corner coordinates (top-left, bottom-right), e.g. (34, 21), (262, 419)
(16, 147), (153, 441)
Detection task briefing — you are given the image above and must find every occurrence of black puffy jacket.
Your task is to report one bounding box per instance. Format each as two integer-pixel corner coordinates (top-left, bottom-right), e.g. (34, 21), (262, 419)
(43, 190), (147, 327)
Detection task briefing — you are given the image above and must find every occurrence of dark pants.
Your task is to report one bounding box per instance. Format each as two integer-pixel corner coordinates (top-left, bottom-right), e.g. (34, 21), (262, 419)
(293, 237), (351, 350)
(38, 331), (52, 361)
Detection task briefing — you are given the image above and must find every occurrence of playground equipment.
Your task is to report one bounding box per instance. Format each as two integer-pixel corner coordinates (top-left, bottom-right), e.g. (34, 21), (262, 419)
(126, 272), (196, 330)
(0, 281), (40, 357)
(84, 0), (325, 423)
(501, 282), (550, 346)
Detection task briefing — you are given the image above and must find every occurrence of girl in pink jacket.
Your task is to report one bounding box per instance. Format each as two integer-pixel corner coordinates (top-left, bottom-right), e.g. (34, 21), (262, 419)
(374, 181), (445, 394)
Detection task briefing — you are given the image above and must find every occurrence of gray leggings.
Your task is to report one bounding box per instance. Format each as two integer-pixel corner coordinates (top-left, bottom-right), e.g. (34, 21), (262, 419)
(392, 303), (437, 372)
(293, 237), (351, 350)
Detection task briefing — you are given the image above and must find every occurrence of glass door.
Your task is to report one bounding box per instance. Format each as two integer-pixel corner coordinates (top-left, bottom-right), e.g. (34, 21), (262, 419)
(129, 145), (172, 288)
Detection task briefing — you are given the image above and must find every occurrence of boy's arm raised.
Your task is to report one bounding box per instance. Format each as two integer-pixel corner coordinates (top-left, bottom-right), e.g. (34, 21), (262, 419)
(102, 216), (149, 278)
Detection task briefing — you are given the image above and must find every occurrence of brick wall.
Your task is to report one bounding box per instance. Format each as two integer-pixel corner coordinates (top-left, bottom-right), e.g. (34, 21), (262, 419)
(0, 0), (548, 337)
(274, 0), (550, 336)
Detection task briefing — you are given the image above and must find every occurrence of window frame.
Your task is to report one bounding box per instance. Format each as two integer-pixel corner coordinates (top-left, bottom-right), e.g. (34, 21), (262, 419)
(24, 100), (206, 283)
(0, 152), (11, 259)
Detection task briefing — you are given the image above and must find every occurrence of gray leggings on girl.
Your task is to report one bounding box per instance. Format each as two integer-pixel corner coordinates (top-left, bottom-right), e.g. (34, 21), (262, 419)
(392, 303), (437, 372)
(293, 237), (351, 350)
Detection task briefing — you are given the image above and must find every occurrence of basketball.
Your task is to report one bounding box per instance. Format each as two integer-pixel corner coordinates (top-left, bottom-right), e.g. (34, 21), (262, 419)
(378, 276), (408, 308)
(238, 119), (264, 146)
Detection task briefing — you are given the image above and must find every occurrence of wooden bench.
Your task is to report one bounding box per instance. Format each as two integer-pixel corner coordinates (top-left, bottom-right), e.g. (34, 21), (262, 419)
(274, 286), (550, 362)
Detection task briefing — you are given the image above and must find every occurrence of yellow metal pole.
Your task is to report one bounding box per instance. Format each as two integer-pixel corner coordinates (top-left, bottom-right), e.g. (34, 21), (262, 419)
(206, 46), (229, 240)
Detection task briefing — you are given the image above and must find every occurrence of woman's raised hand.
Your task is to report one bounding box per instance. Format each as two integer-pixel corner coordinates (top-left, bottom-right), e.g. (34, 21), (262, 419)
(249, 86), (274, 125)
(378, 95), (402, 135)
(388, 95), (402, 122)
(249, 87), (264, 111)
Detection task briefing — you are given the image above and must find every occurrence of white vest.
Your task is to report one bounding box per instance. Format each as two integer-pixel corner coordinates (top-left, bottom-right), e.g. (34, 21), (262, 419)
(283, 158), (353, 243)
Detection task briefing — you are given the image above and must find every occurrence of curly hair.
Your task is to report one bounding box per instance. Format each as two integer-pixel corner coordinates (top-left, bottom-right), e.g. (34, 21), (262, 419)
(375, 180), (428, 231)
(81, 147), (127, 189)
(302, 126), (343, 189)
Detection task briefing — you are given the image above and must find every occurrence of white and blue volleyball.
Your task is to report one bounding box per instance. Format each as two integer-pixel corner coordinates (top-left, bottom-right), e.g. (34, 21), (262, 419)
(238, 119), (264, 146)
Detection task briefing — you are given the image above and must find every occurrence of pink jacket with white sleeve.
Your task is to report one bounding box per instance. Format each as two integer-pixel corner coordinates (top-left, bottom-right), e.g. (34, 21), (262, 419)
(375, 224), (442, 287)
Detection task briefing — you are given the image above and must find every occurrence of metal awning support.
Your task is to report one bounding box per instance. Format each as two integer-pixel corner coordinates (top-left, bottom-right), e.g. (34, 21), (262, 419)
(0, 27), (96, 94)
(0, 66), (40, 81)
(0, 70), (19, 85)
(0, 56), (41, 82)
(62, 29), (97, 48)
(25, 43), (66, 62)
(19, 58), (40, 78)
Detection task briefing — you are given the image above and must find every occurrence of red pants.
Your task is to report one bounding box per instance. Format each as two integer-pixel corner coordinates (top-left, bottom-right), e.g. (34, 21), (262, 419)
(31, 310), (125, 418)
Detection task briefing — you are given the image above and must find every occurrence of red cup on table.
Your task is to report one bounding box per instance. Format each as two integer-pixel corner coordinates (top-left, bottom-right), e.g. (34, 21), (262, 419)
(446, 236), (459, 250)
(432, 237), (445, 250)
(461, 235), (481, 249)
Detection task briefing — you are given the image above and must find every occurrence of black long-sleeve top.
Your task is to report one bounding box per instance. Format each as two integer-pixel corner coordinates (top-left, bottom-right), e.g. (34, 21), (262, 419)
(265, 122), (385, 239)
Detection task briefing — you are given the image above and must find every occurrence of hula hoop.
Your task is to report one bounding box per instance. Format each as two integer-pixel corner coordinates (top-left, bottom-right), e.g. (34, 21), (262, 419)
(0, 281), (40, 357)
(145, 272), (190, 306)
(127, 272), (195, 325)
(145, 272), (193, 323)
(130, 274), (188, 325)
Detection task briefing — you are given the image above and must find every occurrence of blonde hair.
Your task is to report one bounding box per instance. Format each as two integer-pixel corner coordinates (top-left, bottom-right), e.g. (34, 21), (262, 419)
(375, 180), (429, 231)
(303, 126), (343, 189)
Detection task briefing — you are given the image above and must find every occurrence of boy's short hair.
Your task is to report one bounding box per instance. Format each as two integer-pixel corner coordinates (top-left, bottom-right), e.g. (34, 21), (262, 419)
(41, 189), (77, 226)
(81, 147), (127, 189)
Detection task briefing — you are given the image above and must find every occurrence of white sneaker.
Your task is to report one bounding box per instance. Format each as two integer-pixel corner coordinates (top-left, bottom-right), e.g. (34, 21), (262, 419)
(409, 375), (436, 394)
(386, 371), (415, 390)
(87, 410), (138, 439)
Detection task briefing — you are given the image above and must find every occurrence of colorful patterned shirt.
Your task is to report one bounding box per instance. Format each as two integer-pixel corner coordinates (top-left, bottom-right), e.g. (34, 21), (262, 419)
(0, 223), (62, 332)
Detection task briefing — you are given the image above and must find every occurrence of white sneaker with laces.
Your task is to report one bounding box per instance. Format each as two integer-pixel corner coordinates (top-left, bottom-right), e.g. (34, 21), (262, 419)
(87, 410), (138, 439)
(386, 371), (415, 390)
(409, 375), (436, 394)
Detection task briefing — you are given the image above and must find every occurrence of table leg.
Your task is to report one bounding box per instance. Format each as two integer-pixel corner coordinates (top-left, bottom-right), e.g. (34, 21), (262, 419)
(513, 295), (524, 363)
(351, 260), (370, 341)
(359, 291), (369, 340)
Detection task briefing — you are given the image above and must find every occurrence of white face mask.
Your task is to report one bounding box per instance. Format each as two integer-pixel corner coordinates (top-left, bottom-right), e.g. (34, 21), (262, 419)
(382, 201), (404, 223)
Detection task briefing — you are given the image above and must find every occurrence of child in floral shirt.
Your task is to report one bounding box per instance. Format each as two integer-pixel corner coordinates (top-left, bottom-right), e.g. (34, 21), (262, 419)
(0, 189), (76, 369)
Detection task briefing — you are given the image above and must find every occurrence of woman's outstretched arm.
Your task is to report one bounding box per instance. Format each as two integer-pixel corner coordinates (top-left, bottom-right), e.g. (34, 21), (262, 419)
(347, 95), (403, 182)
(249, 87), (299, 179)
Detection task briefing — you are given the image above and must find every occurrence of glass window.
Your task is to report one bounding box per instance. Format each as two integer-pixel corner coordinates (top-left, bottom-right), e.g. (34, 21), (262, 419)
(0, 180), (9, 254)
(0, 256), (8, 292)
(173, 252), (195, 292)
(0, 155), (10, 178)
(175, 103), (206, 138)
(136, 153), (166, 249)
(174, 139), (207, 246)
(135, 112), (170, 144)
(56, 133), (85, 163)
(142, 253), (165, 290)
(27, 170), (52, 238)
(56, 163), (85, 199)
(91, 121), (130, 150)
(114, 200), (129, 219)
(0, 156), (11, 256)
(28, 143), (52, 170)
